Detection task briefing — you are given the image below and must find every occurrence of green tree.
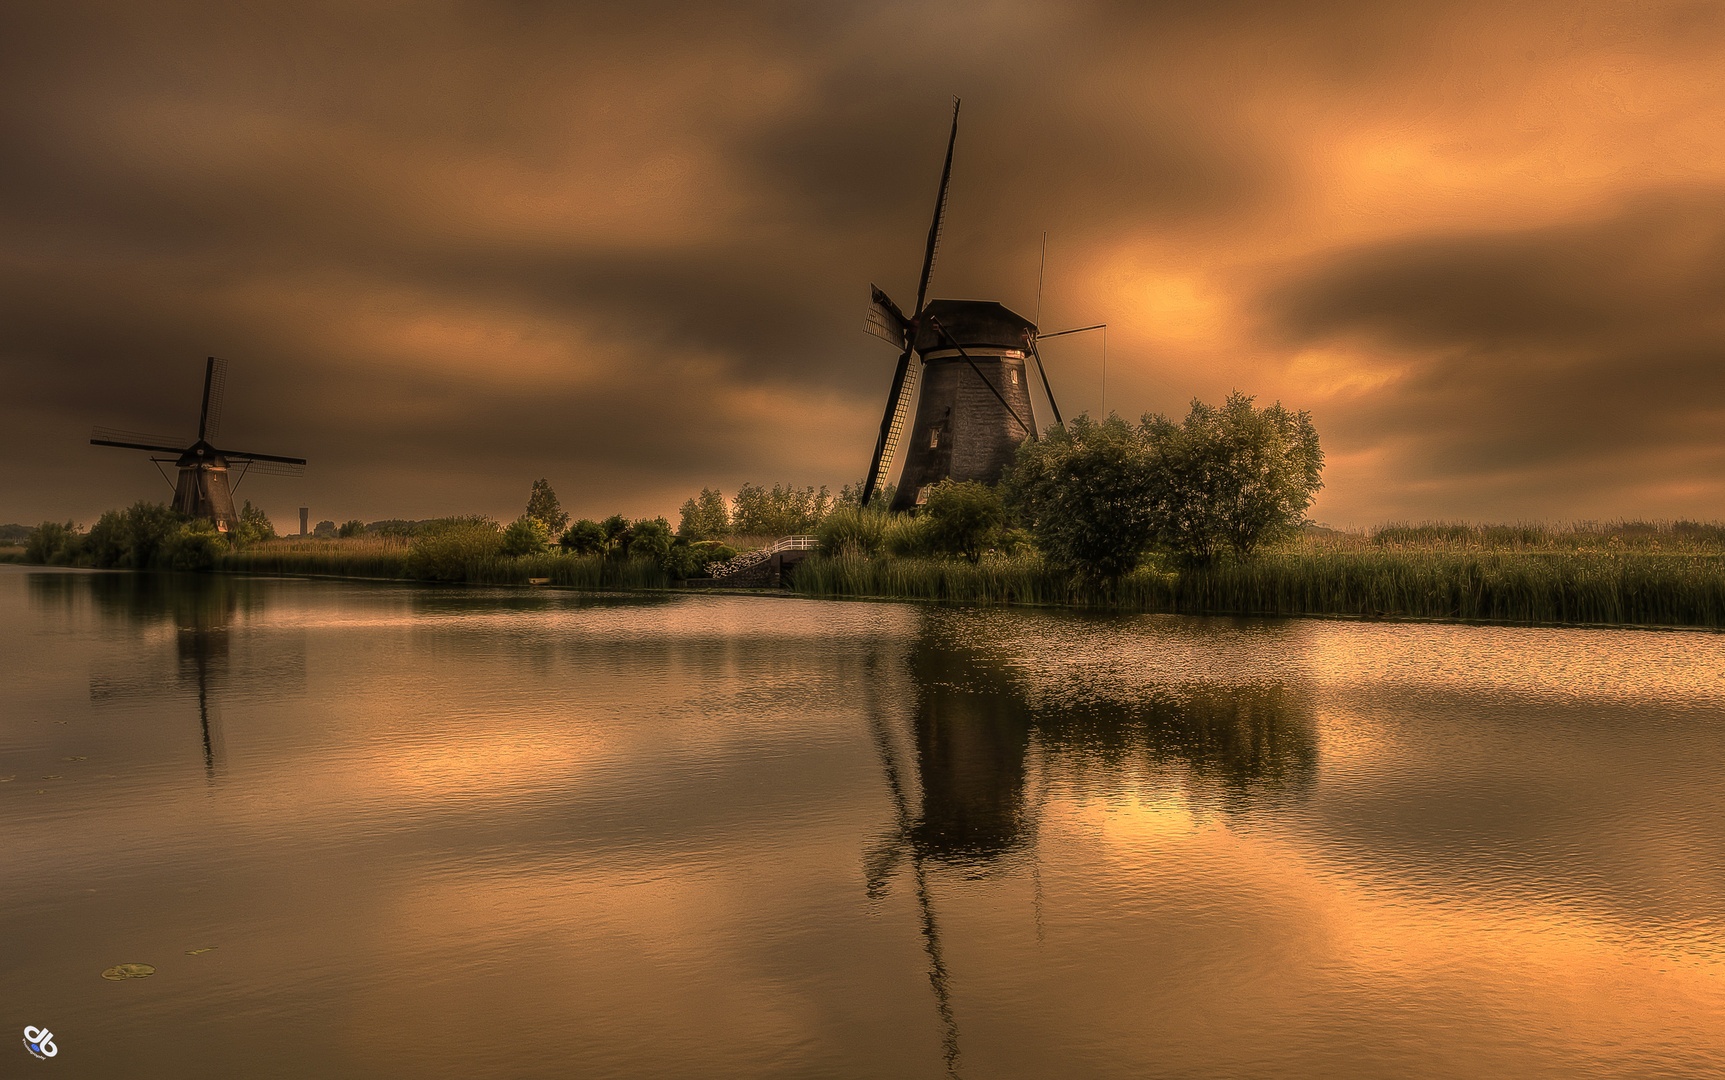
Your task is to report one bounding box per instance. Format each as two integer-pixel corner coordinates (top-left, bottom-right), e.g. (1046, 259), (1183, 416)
(124, 501), (183, 568)
(731, 482), (832, 536)
(559, 519), (607, 555)
(338, 519), (366, 539)
(920, 480), (1006, 562)
(86, 510), (130, 568)
(600, 514), (631, 551)
(838, 479), (896, 510)
(624, 517), (674, 565)
(235, 501), (277, 547)
(525, 479), (569, 537)
(1142, 393), (1324, 565)
(502, 516), (550, 556)
(677, 487), (731, 540)
(1003, 414), (1159, 585)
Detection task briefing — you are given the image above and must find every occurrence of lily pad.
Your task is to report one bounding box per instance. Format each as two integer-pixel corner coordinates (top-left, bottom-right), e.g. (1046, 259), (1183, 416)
(62, 756), (87, 762)
(185, 948), (217, 956)
(101, 964), (156, 980)
(41, 775), (61, 780)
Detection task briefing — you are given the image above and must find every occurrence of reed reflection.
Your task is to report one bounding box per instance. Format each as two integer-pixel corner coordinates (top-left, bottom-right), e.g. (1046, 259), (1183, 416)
(864, 611), (1319, 1078)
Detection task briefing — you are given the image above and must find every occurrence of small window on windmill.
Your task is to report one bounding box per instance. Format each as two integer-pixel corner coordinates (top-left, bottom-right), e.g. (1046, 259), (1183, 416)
(1011, 369), (1019, 385)
(929, 428), (940, 448)
(915, 486), (930, 505)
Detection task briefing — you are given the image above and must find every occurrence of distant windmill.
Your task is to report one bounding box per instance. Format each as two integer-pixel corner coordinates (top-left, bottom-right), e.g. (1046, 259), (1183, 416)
(90, 357), (306, 532)
(861, 101), (1079, 512)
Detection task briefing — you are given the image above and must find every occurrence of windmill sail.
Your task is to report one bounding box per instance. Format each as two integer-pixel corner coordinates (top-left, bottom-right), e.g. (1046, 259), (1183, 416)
(862, 100), (961, 507)
(873, 362), (920, 485)
(865, 285), (910, 347)
(1027, 338), (1064, 429)
(200, 357), (228, 442)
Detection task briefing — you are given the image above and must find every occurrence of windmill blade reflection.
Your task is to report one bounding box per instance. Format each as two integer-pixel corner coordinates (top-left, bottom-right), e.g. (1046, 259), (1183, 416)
(861, 647), (964, 1079)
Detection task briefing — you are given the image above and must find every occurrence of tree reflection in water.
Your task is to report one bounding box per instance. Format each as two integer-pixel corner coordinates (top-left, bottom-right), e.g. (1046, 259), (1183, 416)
(863, 610), (1319, 1078)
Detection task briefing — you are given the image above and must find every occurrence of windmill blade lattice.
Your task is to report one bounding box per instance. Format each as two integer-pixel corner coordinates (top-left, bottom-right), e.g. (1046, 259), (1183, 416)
(91, 426), (188, 453)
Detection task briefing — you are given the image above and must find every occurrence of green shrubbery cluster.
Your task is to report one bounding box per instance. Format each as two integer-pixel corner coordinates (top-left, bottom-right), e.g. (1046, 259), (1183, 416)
(21, 500), (277, 572)
(403, 517), (507, 581)
(1005, 394), (1324, 582)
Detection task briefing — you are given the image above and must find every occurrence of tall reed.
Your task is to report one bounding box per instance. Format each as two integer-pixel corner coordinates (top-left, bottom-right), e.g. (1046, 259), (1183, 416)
(789, 546), (1725, 627)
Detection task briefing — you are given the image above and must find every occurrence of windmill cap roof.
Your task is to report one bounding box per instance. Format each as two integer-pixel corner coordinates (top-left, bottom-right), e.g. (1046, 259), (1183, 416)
(914, 299), (1038, 354)
(175, 441), (229, 467)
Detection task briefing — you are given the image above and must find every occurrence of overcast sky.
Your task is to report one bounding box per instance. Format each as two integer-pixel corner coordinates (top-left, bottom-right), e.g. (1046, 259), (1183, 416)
(4, 0), (1723, 530)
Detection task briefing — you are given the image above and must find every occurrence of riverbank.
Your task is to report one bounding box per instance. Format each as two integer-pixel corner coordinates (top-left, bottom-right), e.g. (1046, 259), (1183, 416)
(69, 522), (1725, 628)
(218, 537), (671, 589)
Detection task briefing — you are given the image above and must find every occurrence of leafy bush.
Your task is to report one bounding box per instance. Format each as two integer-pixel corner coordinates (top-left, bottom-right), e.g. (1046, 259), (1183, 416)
(559, 519), (608, 555)
(817, 505), (888, 557)
(501, 516), (550, 556)
(884, 514), (934, 558)
(626, 518), (674, 566)
(1005, 414), (1159, 585)
(25, 521), (82, 565)
(404, 518), (504, 581)
(338, 519), (366, 539)
(161, 520), (227, 571)
(920, 480), (1005, 562)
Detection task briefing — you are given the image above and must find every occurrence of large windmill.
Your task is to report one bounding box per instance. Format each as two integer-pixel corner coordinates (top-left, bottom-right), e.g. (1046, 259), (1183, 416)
(861, 101), (1072, 513)
(90, 357), (306, 532)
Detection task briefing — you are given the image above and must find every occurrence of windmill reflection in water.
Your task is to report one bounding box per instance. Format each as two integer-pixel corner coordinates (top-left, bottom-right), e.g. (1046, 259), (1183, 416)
(78, 575), (303, 780)
(861, 613), (1318, 1078)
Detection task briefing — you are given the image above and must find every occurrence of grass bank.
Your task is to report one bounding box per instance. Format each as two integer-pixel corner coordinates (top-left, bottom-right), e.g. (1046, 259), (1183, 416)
(791, 522), (1725, 628)
(218, 537), (670, 589)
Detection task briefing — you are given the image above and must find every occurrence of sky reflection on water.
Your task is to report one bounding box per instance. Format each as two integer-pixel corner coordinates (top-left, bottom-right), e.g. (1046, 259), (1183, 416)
(4, 567), (1723, 1079)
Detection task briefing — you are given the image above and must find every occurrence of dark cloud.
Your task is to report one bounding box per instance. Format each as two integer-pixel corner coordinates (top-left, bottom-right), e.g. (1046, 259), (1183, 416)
(1275, 190), (1725, 350)
(1269, 190), (1725, 519)
(2, 1), (1723, 527)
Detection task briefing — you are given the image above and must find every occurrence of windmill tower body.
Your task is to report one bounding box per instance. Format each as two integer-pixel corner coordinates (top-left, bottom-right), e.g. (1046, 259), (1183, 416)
(889, 300), (1038, 513)
(172, 442), (239, 531)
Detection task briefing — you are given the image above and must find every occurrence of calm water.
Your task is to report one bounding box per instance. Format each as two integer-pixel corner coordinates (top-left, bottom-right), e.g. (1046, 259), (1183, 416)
(5, 566), (1725, 1078)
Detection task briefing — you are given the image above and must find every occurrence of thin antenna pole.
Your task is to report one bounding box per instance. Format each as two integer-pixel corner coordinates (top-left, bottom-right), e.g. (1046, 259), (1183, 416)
(1034, 231), (1047, 328)
(1101, 327), (1107, 418)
